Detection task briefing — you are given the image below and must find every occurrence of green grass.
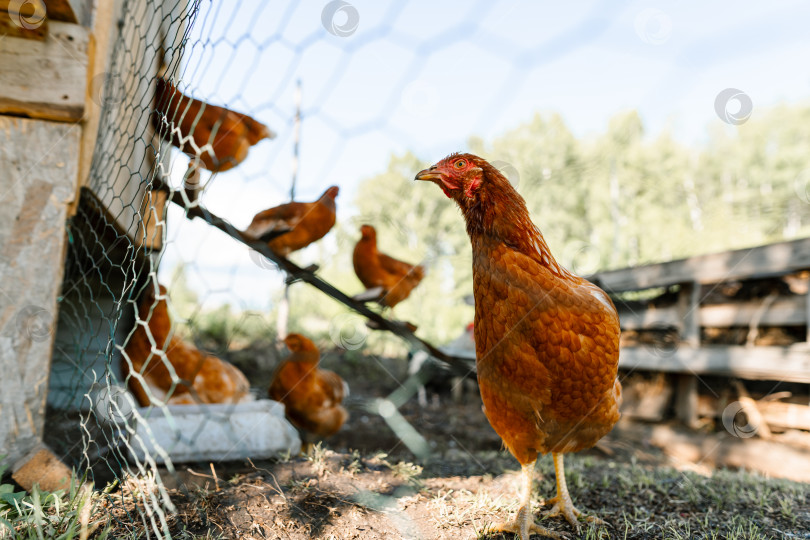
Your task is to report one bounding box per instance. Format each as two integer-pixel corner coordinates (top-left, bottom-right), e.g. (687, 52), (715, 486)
(0, 461), (112, 540)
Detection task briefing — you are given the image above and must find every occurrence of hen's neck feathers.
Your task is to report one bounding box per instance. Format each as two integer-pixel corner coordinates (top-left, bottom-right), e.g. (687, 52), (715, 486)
(462, 164), (572, 279)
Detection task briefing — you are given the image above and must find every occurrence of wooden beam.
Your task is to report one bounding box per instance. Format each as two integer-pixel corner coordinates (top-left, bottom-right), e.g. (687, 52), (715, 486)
(700, 297), (806, 327)
(592, 237), (810, 292)
(617, 296), (807, 330)
(759, 401), (810, 431)
(619, 344), (810, 383)
(155, 179), (475, 376)
(0, 20), (87, 121)
(675, 374), (699, 428)
(0, 116), (80, 466)
(616, 305), (681, 331)
(680, 281), (701, 347)
(71, 0), (114, 216)
(46, 0), (93, 25)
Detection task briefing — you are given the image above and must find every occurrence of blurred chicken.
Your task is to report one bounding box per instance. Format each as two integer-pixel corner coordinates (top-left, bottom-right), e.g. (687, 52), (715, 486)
(122, 283), (252, 407)
(417, 154), (621, 539)
(269, 334), (348, 441)
(243, 186), (339, 257)
(352, 224), (424, 309)
(152, 78), (274, 200)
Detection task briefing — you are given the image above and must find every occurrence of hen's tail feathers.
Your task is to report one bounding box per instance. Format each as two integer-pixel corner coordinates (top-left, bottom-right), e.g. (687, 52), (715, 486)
(245, 117), (276, 143)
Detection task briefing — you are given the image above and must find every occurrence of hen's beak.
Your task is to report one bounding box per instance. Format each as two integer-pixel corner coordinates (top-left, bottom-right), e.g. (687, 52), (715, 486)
(415, 167), (442, 182)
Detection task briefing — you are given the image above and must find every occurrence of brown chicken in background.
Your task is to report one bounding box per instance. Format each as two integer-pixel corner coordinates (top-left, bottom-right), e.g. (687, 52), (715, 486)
(352, 224), (424, 309)
(152, 78), (275, 199)
(122, 282), (252, 407)
(416, 154), (621, 539)
(269, 334), (348, 443)
(243, 186), (339, 257)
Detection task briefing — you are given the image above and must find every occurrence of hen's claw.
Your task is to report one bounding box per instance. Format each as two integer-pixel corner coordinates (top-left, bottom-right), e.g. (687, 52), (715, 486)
(487, 505), (567, 539)
(541, 453), (607, 530)
(541, 496), (605, 529)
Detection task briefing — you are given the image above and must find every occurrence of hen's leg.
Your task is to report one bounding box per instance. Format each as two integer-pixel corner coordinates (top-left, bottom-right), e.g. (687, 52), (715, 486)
(486, 462), (566, 540)
(542, 453), (605, 529)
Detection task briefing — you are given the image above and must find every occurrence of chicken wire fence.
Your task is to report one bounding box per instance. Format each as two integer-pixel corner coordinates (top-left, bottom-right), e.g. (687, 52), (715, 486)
(31, 0), (807, 537)
(43, 1), (492, 537)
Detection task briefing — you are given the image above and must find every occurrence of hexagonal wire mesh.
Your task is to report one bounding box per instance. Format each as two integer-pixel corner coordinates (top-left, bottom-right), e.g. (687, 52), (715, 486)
(37, 0), (810, 537)
(44, 1), (487, 536)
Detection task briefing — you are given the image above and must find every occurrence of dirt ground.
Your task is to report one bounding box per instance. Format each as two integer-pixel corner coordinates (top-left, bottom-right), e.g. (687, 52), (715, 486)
(86, 348), (810, 539)
(154, 426), (810, 540)
(147, 397), (810, 540)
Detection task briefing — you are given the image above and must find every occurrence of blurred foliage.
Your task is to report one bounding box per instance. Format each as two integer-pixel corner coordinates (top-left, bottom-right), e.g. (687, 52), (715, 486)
(171, 102), (810, 351)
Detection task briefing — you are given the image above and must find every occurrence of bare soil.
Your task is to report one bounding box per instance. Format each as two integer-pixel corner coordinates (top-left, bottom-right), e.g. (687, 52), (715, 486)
(146, 393), (810, 540)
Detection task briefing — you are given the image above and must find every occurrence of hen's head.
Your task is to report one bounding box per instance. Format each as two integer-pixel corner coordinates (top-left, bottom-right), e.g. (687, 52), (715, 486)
(322, 185), (340, 200)
(415, 153), (509, 203)
(359, 224), (376, 241)
(284, 333), (319, 354)
(416, 153), (536, 243)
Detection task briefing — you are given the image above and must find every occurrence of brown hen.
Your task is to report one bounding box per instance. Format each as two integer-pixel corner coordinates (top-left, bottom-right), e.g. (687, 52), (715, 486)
(243, 186), (339, 257)
(269, 334), (348, 441)
(352, 224), (424, 309)
(122, 283), (252, 407)
(416, 154), (621, 539)
(152, 78), (274, 199)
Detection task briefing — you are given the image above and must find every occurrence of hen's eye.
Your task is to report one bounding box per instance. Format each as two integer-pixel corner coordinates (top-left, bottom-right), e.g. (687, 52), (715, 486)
(455, 159), (466, 169)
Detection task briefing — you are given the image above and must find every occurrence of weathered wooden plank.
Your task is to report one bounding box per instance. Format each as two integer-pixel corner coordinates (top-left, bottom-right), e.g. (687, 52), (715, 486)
(759, 401), (810, 431)
(619, 344), (810, 383)
(593, 238), (810, 292)
(617, 297), (807, 330)
(616, 305), (682, 330)
(0, 116), (80, 465)
(46, 0), (93, 25)
(72, 0), (114, 213)
(0, 20), (87, 121)
(700, 298), (807, 327)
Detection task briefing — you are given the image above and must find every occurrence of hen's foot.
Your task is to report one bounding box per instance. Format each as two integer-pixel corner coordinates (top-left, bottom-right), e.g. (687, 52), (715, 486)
(542, 453), (606, 530)
(541, 496), (605, 529)
(486, 505), (567, 540)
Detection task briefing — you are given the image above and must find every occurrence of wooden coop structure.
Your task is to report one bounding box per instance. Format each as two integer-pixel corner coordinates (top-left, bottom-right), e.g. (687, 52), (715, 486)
(595, 238), (810, 431)
(0, 0), (184, 488)
(0, 0), (469, 491)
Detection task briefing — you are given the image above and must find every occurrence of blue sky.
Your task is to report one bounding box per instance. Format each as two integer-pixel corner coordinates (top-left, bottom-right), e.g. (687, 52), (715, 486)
(159, 0), (810, 311)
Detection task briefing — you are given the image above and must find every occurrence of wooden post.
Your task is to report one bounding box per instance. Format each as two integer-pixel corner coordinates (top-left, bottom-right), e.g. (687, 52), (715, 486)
(675, 373), (699, 429)
(675, 281), (701, 427)
(276, 80), (302, 339)
(0, 117), (81, 467)
(679, 281), (701, 348)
